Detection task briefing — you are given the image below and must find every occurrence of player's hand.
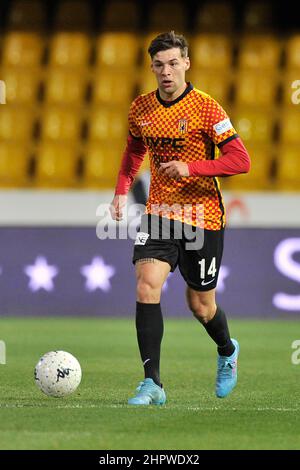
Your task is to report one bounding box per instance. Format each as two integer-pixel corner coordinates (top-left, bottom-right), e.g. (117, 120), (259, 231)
(159, 161), (190, 179)
(109, 195), (127, 221)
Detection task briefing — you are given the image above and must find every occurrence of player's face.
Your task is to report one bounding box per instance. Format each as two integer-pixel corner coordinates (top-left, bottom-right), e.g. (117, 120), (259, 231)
(151, 48), (190, 100)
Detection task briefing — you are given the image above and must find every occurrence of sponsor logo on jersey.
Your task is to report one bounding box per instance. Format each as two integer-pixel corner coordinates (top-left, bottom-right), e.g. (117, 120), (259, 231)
(213, 118), (233, 135)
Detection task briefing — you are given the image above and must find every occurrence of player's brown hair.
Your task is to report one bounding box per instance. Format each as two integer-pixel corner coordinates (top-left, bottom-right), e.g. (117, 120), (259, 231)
(148, 31), (188, 58)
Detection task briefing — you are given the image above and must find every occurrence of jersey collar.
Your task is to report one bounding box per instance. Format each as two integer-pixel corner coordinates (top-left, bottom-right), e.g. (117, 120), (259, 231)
(156, 82), (193, 108)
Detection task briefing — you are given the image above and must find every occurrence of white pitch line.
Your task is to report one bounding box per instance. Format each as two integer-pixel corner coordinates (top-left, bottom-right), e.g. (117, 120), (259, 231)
(0, 403), (299, 412)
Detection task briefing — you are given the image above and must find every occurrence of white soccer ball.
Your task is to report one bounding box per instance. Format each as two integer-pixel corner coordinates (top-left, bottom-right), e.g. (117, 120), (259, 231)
(34, 351), (82, 398)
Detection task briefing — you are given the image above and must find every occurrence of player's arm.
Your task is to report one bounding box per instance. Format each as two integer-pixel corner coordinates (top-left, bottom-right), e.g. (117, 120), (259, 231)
(110, 99), (147, 220)
(188, 97), (250, 177)
(110, 134), (147, 220)
(187, 136), (250, 177)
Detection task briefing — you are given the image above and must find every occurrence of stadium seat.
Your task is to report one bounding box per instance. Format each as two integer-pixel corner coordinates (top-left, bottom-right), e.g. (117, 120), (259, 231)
(82, 141), (124, 189)
(95, 33), (140, 68)
(224, 145), (273, 190)
(88, 107), (128, 141)
(53, 0), (92, 31)
(242, 1), (273, 33)
(148, 1), (186, 31)
(233, 107), (275, 143)
(102, 0), (139, 31)
(276, 146), (300, 190)
(285, 35), (300, 69)
(0, 67), (42, 103)
(91, 69), (136, 105)
(0, 142), (30, 187)
(188, 68), (231, 104)
(35, 142), (79, 187)
(41, 106), (82, 141)
(191, 34), (232, 69)
(280, 108), (300, 144)
(2, 32), (44, 66)
(49, 32), (91, 67)
(0, 105), (35, 141)
(234, 70), (278, 106)
(195, 1), (234, 33)
(238, 35), (281, 69)
(44, 68), (87, 104)
(6, 0), (46, 31)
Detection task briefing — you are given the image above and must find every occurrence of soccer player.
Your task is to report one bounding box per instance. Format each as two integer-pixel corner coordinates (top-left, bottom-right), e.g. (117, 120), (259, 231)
(110, 32), (250, 405)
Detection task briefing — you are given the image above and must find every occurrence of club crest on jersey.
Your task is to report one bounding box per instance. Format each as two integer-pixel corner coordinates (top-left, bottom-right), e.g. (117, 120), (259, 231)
(178, 118), (188, 134)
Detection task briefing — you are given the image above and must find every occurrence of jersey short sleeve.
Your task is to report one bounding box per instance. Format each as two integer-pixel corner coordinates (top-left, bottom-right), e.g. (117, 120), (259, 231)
(128, 98), (142, 139)
(201, 96), (238, 147)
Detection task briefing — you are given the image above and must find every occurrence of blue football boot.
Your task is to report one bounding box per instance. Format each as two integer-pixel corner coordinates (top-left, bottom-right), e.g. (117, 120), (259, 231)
(128, 378), (166, 405)
(216, 338), (239, 398)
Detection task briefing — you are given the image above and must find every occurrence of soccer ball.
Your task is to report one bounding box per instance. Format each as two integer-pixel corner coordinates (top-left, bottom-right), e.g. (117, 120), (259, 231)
(34, 351), (82, 398)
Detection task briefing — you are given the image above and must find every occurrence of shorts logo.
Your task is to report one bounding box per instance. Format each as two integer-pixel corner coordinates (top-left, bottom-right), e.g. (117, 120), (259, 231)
(178, 118), (188, 134)
(201, 278), (216, 286)
(135, 232), (149, 245)
(213, 118), (233, 135)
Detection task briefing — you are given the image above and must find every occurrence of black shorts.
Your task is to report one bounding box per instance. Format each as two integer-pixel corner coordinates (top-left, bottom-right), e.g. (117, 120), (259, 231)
(132, 214), (224, 291)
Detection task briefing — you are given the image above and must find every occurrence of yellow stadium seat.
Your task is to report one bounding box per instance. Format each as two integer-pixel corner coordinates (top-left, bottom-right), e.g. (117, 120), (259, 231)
(242, 2), (273, 33)
(35, 142), (79, 187)
(138, 68), (157, 95)
(280, 108), (300, 144)
(276, 146), (300, 190)
(95, 33), (139, 68)
(285, 35), (300, 69)
(44, 68), (87, 104)
(6, 0), (46, 30)
(188, 68), (231, 104)
(148, 1), (186, 31)
(0, 142), (30, 187)
(0, 67), (41, 103)
(88, 107), (128, 141)
(0, 105), (35, 141)
(41, 106), (82, 141)
(225, 145), (273, 190)
(233, 107), (274, 143)
(102, 0), (139, 31)
(83, 141), (124, 188)
(191, 34), (232, 69)
(238, 35), (281, 69)
(91, 69), (136, 105)
(49, 32), (90, 67)
(234, 70), (278, 106)
(195, 1), (234, 33)
(2, 32), (44, 66)
(54, 0), (92, 31)
(281, 71), (300, 106)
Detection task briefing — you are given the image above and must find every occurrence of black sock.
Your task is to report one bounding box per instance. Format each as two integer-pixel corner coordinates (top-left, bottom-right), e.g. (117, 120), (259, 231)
(203, 306), (235, 357)
(136, 301), (163, 387)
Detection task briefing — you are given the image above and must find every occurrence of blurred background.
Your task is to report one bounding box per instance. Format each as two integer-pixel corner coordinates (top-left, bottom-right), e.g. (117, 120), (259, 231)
(0, 0), (299, 317)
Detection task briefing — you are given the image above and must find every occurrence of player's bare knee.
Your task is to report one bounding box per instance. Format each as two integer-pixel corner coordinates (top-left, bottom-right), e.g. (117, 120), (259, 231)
(136, 279), (161, 303)
(188, 299), (216, 324)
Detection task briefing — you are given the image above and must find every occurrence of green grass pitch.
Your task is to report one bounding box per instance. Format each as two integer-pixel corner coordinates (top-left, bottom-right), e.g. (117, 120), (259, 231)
(0, 317), (300, 450)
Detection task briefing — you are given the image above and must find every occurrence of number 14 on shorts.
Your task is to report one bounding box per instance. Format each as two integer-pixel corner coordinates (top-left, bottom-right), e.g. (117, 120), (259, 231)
(198, 257), (217, 286)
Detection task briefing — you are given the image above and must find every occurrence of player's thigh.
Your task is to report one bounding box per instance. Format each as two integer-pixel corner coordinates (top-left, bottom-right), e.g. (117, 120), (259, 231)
(179, 228), (224, 291)
(135, 258), (171, 290)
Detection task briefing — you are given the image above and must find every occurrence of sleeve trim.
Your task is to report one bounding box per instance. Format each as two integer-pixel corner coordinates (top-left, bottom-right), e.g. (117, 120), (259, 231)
(217, 133), (239, 148)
